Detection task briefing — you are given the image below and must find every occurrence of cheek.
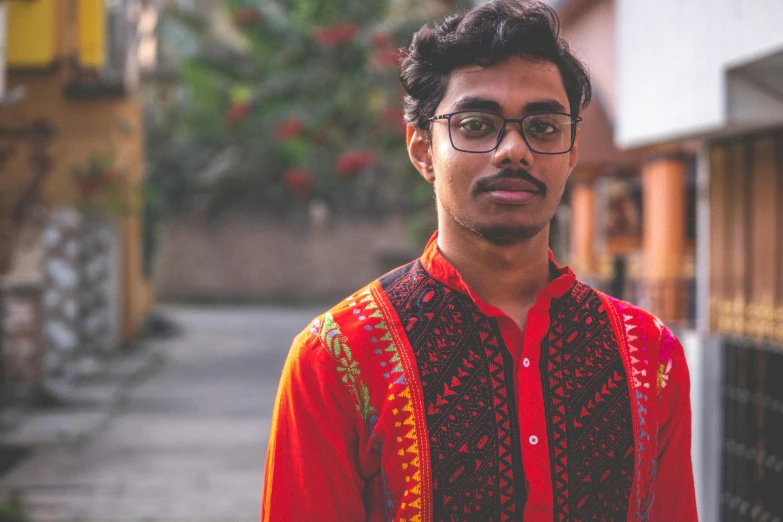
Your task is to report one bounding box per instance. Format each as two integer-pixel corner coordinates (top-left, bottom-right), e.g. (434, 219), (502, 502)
(542, 158), (572, 193)
(432, 142), (483, 199)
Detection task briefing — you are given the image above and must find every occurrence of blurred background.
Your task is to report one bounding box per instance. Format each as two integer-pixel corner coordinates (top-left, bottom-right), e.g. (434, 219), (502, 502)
(0, 0), (780, 520)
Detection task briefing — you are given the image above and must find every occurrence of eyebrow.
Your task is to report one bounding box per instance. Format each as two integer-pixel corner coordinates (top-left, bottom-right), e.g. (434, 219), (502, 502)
(450, 96), (502, 112)
(448, 96), (568, 115)
(524, 98), (568, 114)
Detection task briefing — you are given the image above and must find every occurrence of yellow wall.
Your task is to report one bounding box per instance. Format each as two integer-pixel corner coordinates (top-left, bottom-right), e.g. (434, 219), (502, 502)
(78, 0), (107, 68)
(8, 0), (107, 69)
(6, 0), (58, 67)
(0, 70), (152, 341)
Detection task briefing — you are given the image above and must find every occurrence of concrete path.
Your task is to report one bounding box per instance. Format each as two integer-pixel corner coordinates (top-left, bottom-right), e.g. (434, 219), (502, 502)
(0, 305), (319, 522)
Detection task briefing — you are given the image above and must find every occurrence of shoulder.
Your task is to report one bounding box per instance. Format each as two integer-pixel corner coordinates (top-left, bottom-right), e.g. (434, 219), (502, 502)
(595, 291), (670, 344)
(288, 279), (388, 380)
(596, 291), (689, 394)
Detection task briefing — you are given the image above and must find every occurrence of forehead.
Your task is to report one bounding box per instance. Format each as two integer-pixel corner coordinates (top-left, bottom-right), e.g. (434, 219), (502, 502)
(437, 55), (569, 114)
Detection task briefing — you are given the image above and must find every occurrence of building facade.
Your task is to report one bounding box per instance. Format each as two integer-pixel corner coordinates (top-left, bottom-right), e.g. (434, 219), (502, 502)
(546, 0), (783, 520)
(0, 0), (154, 393)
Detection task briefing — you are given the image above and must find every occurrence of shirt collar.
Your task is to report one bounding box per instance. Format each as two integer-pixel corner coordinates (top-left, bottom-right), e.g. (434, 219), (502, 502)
(419, 231), (577, 318)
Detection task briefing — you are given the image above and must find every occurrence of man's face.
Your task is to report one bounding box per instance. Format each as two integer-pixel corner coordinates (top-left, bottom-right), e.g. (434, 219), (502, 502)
(407, 54), (580, 244)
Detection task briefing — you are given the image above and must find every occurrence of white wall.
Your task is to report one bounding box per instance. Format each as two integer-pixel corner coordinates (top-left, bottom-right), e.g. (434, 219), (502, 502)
(680, 330), (723, 522)
(616, 0), (783, 148)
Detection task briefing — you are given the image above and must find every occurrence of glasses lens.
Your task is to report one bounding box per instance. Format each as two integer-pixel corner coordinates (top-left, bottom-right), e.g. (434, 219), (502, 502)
(448, 111), (505, 153)
(522, 113), (575, 153)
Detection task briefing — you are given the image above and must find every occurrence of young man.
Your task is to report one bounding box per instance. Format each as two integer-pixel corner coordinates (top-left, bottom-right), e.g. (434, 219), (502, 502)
(262, 2), (697, 520)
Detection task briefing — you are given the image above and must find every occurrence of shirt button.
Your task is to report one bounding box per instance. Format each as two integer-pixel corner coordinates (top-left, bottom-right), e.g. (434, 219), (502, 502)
(529, 435), (538, 445)
(522, 357), (530, 368)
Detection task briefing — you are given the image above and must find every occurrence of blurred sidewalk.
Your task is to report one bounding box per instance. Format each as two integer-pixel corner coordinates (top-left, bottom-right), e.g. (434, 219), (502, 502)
(0, 305), (318, 521)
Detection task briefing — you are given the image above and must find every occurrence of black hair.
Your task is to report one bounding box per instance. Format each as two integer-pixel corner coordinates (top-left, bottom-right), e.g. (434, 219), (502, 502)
(399, 0), (591, 130)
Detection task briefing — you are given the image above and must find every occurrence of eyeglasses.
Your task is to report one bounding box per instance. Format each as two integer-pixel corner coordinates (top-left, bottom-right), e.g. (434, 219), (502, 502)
(429, 110), (581, 155)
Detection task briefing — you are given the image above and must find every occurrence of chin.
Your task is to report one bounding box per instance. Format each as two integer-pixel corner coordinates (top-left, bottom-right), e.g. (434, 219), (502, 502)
(463, 219), (549, 245)
(443, 202), (554, 245)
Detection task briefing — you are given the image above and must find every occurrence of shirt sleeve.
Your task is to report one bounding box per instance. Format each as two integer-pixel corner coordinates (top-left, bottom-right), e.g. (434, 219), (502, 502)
(650, 328), (698, 522)
(262, 331), (366, 521)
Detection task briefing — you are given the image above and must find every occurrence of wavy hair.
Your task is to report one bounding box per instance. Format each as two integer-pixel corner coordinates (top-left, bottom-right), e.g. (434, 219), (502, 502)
(399, 0), (591, 131)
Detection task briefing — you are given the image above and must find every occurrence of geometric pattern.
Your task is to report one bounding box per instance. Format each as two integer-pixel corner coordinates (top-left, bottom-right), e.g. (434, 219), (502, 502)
(381, 261), (526, 521)
(312, 287), (426, 522)
(541, 282), (635, 521)
(606, 296), (667, 522)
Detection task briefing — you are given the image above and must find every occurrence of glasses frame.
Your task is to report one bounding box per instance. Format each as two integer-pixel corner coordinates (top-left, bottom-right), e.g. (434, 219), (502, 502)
(429, 110), (582, 155)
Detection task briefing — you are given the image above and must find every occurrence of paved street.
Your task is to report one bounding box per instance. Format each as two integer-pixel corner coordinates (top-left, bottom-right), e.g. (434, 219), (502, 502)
(0, 305), (319, 521)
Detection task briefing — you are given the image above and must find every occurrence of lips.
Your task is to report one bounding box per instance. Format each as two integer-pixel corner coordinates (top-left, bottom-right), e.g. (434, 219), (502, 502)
(478, 177), (542, 205)
(481, 178), (540, 194)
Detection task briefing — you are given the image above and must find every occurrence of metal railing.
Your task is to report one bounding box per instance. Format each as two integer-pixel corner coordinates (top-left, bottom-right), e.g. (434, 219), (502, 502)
(721, 339), (783, 522)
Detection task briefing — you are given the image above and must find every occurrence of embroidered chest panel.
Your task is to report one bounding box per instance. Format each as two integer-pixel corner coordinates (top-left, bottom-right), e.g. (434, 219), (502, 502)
(541, 282), (635, 521)
(380, 261), (526, 522)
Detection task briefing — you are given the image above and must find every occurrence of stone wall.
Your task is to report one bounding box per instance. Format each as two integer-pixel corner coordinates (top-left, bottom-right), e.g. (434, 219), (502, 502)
(0, 206), (119, 397)
(152, 213), (422, 303)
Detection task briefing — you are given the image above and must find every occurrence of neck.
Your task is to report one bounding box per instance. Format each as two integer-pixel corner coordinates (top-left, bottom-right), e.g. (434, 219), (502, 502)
(436, 218), (552, 328)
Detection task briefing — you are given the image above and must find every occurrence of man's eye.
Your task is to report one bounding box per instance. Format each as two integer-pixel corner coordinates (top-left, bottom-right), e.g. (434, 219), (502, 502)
(526, 120), (559, 135)
(459, 119), (493, 132)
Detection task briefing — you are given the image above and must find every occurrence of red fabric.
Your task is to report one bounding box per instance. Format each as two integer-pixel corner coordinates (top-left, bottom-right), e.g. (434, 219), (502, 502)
(262, 332), (368, 520)
(262, 233), (697, 521)
(648, 328), (698, 522)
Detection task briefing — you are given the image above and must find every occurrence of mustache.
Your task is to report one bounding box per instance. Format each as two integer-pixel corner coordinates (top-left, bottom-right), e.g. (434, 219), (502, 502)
(474, 169), (548, 195)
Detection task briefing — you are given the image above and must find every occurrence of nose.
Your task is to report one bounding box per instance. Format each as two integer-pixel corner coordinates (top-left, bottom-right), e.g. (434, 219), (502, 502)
(492, 121), (535, 168)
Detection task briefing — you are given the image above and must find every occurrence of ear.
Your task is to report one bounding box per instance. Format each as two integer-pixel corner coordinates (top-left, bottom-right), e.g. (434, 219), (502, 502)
(406, 125), (435, 183)
(567, 127), (581, 176)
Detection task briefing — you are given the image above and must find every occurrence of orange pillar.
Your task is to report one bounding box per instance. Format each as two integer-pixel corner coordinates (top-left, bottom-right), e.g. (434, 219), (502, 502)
(642, 153), (689, 320)
(570, 180), (596, 277)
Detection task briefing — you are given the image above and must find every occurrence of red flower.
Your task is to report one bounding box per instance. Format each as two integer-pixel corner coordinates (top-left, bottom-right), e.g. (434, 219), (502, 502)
(314, 24), (359, 47)
(234, 8), (262, 26)
(370, 31), (393, 48)
(283, 168), (312, 200)
(372, 49), (401, 68)
(224, 102), (251, 125)
(276, 118), (305, 142)
(336, 150), (377, 177)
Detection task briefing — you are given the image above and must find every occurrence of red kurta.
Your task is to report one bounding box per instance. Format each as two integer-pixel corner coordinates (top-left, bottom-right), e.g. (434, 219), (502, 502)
(263, 233), (697, 521)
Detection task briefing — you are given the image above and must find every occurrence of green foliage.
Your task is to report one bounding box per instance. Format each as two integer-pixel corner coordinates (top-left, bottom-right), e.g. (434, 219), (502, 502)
(147, 0), (446, 219)
(0, 493), (29, 522)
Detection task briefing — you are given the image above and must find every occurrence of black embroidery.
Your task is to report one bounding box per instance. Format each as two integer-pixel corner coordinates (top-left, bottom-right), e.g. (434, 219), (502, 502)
(381, 261), (526, 521)
(540, 283), (635, 521)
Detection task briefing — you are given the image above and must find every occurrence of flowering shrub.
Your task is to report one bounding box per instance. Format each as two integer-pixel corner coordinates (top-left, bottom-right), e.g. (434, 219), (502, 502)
(314, 24), (360, 47)
(275, 119), (306, 142)
(159, 0), (442, 217)
(336, 150), (377, 177)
